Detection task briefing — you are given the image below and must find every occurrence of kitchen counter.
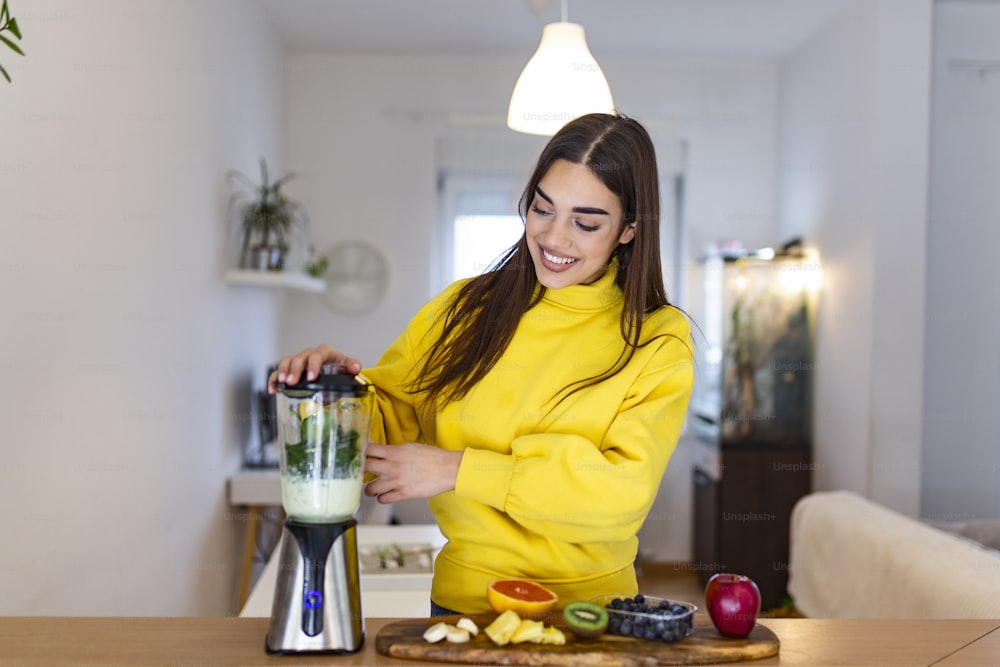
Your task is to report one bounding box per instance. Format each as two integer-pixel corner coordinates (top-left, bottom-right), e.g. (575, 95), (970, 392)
(0, 616), (997, 666)
(239, 523), (445, 618)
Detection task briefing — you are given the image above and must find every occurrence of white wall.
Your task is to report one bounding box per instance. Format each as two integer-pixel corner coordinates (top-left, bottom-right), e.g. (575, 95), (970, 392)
(776, 0), (933, 515)
(280, 52), (779, 561)
(923, 0), (1000, 519)
(0, 0), (284, 615)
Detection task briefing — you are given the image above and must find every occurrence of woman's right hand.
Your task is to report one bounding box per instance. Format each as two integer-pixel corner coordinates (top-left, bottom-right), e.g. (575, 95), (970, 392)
(267, 344), (363, 394)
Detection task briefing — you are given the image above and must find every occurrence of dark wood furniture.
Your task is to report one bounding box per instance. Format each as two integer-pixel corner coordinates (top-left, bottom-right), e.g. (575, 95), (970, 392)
(692, 443), (812, 611)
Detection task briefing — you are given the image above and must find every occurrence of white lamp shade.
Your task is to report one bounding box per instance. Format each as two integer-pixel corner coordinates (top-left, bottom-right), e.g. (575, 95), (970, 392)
(507, 22), (615, 136)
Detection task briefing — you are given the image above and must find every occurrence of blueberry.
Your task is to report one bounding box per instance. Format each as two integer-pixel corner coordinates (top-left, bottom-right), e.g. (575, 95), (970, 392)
(620, 621), (632, 636)
(634, 594), (645, 604)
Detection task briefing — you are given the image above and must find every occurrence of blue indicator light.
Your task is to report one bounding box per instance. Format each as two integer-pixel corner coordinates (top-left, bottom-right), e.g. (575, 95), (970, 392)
(304, 590), (323, 609)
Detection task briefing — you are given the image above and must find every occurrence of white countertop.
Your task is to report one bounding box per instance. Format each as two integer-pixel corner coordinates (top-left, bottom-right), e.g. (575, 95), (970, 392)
(239, 524), (446, 619)
(227, 468), (281, 506)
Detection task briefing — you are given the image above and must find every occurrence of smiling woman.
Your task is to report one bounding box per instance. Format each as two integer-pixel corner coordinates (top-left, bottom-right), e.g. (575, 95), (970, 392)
(271, 112), (696, 617)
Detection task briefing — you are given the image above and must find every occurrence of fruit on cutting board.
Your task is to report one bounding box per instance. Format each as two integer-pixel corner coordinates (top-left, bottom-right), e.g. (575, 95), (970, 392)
(705, 573), (761, 638)
(423, 622), (451, 643)
(484, 610), (521, 645)
(562, 600), (609, 638)
(486, 579), (558, 618)
(510, 618), (544, 644)
(602, 595), (695, 642)
(422, 617), (479, 644)
(539, 626), (567, 645)
(483, 609), (566, 646)
(455, 617), (479, 636)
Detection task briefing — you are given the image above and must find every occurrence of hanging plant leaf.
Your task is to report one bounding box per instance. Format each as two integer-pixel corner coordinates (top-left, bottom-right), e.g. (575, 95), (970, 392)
(0, 32), (21, 56)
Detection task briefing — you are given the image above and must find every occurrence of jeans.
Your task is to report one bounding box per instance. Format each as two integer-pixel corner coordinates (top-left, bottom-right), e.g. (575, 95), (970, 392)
(430, 600), (461, 617)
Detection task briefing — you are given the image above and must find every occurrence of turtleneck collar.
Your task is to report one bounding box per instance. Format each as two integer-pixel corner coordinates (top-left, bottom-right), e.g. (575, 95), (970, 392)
(539, 262), (623, 311)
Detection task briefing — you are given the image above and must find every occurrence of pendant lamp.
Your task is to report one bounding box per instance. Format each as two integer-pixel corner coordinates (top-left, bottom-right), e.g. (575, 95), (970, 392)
(507, 2), (615, 136)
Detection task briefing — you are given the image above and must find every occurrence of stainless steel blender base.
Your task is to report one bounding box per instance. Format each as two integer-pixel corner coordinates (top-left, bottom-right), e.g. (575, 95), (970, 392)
(265, 519), (365, 654)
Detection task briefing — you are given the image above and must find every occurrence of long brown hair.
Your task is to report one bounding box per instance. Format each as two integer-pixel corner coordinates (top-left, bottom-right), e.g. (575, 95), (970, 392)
(410, 113), (672, 405)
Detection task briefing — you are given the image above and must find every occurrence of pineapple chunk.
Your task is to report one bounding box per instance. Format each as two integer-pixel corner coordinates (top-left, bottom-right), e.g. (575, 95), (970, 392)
(484, 609), (522, 646)
(536, 626), (567, 645)
(510, 618), (545, 644)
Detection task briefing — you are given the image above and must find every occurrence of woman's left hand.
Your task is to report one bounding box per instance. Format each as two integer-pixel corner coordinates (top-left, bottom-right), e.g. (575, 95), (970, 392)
(363, 442), (463, 504)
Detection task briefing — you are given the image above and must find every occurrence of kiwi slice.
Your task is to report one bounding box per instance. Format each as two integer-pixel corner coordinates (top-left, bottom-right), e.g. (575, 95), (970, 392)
(562, 600), (609, 639)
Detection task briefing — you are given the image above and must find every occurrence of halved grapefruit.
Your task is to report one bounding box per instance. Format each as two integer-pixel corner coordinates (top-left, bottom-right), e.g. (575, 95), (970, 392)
(486, 579), (558, 618)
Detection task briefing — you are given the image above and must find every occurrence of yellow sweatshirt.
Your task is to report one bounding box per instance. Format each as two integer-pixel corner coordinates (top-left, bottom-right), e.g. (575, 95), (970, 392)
(363, 265), (694, 613)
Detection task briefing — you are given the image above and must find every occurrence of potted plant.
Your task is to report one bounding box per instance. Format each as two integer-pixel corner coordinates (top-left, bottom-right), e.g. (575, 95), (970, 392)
(227, 157), (310, 271)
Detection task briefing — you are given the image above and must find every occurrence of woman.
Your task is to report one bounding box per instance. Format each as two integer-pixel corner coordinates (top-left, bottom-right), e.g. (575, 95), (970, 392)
(270, 113), (694, 616)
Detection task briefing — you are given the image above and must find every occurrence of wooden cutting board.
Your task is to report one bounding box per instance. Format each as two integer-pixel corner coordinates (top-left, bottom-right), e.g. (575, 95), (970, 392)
(375, 612), (779, 666)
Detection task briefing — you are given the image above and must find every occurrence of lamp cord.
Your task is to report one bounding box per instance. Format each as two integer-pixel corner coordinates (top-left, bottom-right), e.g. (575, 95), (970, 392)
(561, 0), (567, 23)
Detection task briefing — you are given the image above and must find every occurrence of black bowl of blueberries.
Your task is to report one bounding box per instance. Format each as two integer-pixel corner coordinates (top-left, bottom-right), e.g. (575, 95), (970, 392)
(591, 594), (697, 643)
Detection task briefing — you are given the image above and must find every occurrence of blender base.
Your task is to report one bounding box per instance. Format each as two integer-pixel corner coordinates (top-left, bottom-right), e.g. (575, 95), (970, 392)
(265, 518), (365, 654)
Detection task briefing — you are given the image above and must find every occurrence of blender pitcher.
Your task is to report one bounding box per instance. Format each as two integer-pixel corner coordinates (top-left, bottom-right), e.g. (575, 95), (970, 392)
(275, 365), (375, 523)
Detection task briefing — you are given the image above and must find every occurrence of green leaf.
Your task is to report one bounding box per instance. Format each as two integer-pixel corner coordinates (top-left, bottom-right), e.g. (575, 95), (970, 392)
(284, 441), (310, 477)
(7, 17), (19, 39)
(0, 63), (9, 83)
(332, 427), (362, 478)
(0, 33), (23, 56)
(227, 169), (259, 192)
(290, 411), (362, 479)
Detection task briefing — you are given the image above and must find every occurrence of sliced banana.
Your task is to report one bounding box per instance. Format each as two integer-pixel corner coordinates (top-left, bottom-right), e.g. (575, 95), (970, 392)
(422, 621), (451, 643)
(423, 619), (477, 644)
(455, 617), (479, 636)
(445, 626), (472, 643)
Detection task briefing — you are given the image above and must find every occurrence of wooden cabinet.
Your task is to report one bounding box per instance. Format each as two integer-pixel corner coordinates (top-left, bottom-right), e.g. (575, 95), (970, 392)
(692, 445), (811, 611)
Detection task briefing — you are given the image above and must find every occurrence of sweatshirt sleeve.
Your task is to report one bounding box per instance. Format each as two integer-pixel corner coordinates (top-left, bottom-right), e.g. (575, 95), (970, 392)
(454, 335), (694, 544)
(362, 281), (464, 446)
(362, 324), (422, 446)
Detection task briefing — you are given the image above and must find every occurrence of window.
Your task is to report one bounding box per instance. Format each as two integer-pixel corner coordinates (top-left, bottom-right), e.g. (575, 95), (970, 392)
(452, 214), (524, 280)
(434, 171), (529, 293)
(433, 129), (545, 294)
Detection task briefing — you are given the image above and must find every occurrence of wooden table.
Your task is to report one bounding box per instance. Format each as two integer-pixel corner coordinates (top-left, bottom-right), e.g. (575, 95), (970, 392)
(0, 616), (997, 666)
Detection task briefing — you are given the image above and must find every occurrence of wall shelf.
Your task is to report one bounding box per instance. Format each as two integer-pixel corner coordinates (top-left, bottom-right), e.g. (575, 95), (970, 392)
(224, 269), (326, 294)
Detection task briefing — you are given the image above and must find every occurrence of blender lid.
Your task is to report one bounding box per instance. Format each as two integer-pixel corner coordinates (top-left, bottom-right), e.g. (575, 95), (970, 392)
(277, 363), (373, 395)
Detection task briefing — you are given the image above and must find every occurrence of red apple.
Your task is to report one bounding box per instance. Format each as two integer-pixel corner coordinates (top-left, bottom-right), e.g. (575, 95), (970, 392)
(705, 572), (761, 638)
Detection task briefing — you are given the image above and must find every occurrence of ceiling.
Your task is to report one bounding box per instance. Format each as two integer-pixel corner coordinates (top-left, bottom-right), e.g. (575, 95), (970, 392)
(260, 0), (853, 60)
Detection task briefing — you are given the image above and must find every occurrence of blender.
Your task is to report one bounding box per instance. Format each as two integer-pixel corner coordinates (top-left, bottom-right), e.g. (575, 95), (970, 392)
(265, 365), (374, 655)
